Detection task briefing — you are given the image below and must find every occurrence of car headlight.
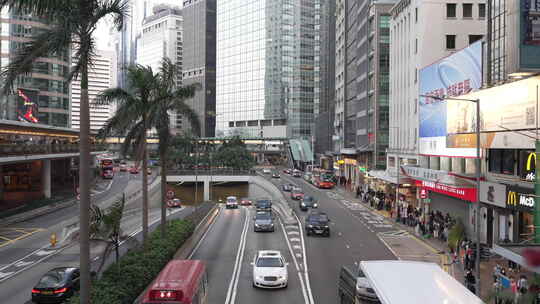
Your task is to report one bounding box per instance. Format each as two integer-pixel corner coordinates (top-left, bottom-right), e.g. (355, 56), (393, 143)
(308, 224), (313, 228)
(324, 225), (329, 228)
(255, 223), (261, 227)
(257, 276), (265, 280)
(301, 203), (305, 206)
(270, 223), (274, 226)
(313, 203), (318, 207)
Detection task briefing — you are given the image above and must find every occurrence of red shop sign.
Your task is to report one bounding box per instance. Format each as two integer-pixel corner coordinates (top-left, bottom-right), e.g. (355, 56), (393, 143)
(415, 180), (477, 202)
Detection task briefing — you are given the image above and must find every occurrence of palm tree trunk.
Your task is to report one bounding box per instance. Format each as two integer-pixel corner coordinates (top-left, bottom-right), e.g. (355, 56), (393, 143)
(160, 148), (167, 238)
(141, 118), (149, 242)
(79, 54), (91, 304)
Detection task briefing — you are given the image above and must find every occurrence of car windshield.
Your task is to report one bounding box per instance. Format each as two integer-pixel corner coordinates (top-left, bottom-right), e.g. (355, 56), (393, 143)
(303, 196), (314, 202)
(38, 269), (67, 286)
(256, 257), (283, 267)
(256, 213), (272, 220)
(308, 214), (328, 223)
(257, 200), (271, 205)
(227, 198), (236, 203)
(293, 190), (303, 194)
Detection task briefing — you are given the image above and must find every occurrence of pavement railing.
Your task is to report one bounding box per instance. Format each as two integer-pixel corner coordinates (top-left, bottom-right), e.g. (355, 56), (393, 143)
(168, 168), (257, 176)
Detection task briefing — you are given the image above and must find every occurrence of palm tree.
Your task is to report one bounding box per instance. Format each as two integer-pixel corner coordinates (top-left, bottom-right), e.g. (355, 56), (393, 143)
(95, 59), (200, 239)
(0, 1), (127, 302)
(151, 58), (200, 237)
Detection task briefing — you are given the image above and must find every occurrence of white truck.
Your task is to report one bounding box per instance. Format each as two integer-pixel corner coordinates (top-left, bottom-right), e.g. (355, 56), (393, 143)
(338, 260), (483, 304)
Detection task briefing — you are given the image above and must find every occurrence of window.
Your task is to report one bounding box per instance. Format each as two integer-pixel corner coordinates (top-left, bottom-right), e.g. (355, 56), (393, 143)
(478, 3), (486, 18)
(489, 149), (515, 175)
(469, 35), (483, 44)
(415, 7), (418, 23)
(463, 3), (473, 18)
(446, 35), (456, 49)
(446, 3), (457, 18)
(415, 38), (418, 54)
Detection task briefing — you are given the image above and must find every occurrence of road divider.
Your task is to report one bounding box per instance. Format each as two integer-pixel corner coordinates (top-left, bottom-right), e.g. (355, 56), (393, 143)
(225, 207), (249, 304)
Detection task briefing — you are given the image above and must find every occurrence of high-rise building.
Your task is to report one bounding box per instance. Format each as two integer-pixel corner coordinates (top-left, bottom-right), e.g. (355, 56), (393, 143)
(137, 5), (184, 133)
(0, 8), (71, 127)
(182, 0), (216, 137)
(70, 50), (116, 132)
(215, 0), (323, 139)
(334, 0), (347, 153)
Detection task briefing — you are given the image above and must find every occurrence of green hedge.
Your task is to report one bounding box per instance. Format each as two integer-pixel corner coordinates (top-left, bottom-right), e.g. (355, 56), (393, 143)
(67, 219), (195, 304)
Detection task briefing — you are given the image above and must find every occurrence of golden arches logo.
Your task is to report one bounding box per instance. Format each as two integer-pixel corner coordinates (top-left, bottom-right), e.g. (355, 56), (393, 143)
(527, 152), (537, 171)
(507, 191), (518, 207)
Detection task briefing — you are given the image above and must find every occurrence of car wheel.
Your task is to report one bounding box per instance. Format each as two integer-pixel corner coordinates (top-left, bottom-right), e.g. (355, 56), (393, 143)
(283, 283), (288, 289)
(306, 230), (310, 236)
(326, 231), (331, 237)
(271, 228), (275, 232)
(253, 282), (257, 288)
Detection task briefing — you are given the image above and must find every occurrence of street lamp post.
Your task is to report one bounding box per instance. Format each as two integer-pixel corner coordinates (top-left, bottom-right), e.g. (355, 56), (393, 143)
(389, 126), (400, 218)
(421, 94), (481, 296)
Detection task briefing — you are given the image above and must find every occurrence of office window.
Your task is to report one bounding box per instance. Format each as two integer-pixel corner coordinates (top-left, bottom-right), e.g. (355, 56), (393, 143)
(469, 35), (483, 44)
(446, 35), (456, 49)
(463, 3), (473, 18)
(478, 3), (486, 18)
(489, 149), (515, 175)
(446, 3), (457, 18)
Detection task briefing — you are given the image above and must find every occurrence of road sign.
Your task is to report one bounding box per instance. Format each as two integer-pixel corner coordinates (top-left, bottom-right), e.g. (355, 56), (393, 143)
(166, 190), (175, 199)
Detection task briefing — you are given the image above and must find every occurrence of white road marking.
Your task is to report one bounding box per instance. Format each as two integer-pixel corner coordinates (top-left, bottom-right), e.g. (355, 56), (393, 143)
(0, 271), (15, 280)
(279, 216), (309, 304)
(290, 237), (301, 242)
(345, 244), (350, 249)
(188, 207), (222, 259)
(293, 245), (302, 250)
(225, 208), (249, 304)
(294, 212), (315, 304)
(285, 225), (299, 230)
(287, 231), (300, 235)
(34, 249), (56, 256)
(13, 261), (33, 268)
(295, 253), (303, 258)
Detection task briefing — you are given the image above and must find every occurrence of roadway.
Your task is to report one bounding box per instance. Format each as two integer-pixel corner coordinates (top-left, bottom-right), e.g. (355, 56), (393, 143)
(189, 170), (397, 304)
(0, 168), (169, 303)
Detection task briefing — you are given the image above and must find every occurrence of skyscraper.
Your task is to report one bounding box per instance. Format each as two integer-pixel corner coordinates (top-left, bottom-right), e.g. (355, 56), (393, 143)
(182, 0), (216, 137)
(215, 0), (323, 139)
(0, 7), (71, 127)
(71, 50), (117, 132)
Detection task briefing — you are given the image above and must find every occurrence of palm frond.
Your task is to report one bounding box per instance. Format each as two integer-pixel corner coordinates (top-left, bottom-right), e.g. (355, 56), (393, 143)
(121, 120), (145, 158)
(91, 0), (129, 32)
(1, 25), (72, 94)
(0, 0), (72, 18)
(172, 99), (201, 137)
(92, 87), (133, 107)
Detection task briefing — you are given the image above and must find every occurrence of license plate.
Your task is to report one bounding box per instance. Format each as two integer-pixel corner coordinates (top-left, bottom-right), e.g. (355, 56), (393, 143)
(42, 291), (53, 295)
(315, 230), (323, 233)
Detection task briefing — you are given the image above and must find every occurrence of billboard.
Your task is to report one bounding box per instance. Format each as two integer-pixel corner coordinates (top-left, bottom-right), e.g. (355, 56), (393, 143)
(446, 76), (540, 137)
(418, 41), (482, 156)
(16, 88), (39, 123)
(520, 0), (540, 70)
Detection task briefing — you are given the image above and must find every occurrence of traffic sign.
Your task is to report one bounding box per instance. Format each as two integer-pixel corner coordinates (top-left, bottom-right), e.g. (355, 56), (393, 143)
(166, 190), (175, 199)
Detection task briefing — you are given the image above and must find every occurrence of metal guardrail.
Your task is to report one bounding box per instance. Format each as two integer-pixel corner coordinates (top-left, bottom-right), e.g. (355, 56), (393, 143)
(168, 169), (256, 176)
(0, 143), (107, 156)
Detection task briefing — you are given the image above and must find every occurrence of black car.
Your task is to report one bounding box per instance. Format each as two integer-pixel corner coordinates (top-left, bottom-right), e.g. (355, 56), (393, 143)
(256, 199), (272, 212)
(281, 184), (293, 192)
(299, 196), (318, 211)
(254, 211), (275, 232)
(305, 211), (330, 237)
(272, 171), (280, 178)
(32, 267), (80, 303)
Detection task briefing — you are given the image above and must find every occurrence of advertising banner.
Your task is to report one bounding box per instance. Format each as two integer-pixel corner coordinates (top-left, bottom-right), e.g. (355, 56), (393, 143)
(418, 41), (482, 156)
(16, 88), (39, 123)
(446, 131), (535, 149)
(446, 76), (540, 136)
(520, 0), (540, 70)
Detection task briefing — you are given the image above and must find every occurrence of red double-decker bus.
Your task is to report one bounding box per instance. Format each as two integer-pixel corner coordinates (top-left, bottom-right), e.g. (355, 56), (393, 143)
(143, 260), (208, 304)
(313, 168), (335, 189)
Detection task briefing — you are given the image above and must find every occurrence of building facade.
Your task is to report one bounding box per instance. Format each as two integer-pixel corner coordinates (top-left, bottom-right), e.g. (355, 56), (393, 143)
(215, 0), (323, 140)
(71, 50), (116, 132)
(137, 5), (184, 133)
(0, 8), (71, 128)
(182, 0), (217, 137)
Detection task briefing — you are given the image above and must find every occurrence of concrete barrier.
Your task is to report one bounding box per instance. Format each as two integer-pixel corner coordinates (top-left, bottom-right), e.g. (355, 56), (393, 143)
(249, 175), (296, 225)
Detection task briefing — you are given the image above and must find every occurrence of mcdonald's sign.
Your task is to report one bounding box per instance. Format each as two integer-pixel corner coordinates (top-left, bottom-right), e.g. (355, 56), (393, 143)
(521, 151), (537, 182)
(506, 188), (535, 210)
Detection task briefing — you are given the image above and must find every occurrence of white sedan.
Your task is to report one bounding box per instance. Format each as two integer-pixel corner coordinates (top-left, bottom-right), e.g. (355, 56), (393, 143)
(252, 250), (288, 289)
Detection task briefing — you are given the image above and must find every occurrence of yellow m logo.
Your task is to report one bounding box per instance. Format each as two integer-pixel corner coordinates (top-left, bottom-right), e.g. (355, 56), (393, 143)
(507, 191), (518, 206)
(527, 152), (537, 171)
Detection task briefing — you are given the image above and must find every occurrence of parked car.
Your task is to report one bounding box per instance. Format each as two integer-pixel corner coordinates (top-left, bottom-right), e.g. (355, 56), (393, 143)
(299, 196), (318, 211)
(254, 211), (274, 232)
(283, 169), (291, 174)
(281, 184), (293, 192)
(119, 163), (128, 172)
(272, 171), (280, 178)
(167, 198), (182, 208)
(305, 211), (330, 237)
(226, 196), (239, 209)
(32, 267), (80, 304)
(293, 169), (302, 177)
(290, 189), (304, 200)
(252, 250), (288, 289)
(240, 198), (253, 206)
(256, 199), (272, 212)
(129, 166), (139, 174)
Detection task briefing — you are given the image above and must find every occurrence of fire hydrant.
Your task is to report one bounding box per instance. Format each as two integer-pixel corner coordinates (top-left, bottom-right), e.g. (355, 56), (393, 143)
(50, 233), (57, 247)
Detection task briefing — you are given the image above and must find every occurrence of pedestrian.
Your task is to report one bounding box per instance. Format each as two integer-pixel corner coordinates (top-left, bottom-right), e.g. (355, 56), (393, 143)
(510, 276), (518, 303)
(465, 270), (476, 294)
(518, 275), (528, 297)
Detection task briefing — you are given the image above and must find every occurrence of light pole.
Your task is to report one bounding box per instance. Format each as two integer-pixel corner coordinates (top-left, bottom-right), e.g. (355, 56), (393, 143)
(389, 126), (400, 218)
(421, 94), (481, 296)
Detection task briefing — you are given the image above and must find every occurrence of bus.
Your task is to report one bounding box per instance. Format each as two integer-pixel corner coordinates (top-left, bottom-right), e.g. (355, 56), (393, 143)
(142, 260), (208, 304)
(99, 158), (114, 179)
(312, 168), (335, 189)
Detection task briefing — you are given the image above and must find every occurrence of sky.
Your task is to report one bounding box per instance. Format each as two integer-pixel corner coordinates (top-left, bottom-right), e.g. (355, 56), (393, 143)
(95, 0), (182, 51)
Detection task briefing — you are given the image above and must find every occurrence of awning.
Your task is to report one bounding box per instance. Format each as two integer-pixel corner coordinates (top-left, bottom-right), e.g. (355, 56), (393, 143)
(368, 170), (413, 185)
(492, 244), (540, 274)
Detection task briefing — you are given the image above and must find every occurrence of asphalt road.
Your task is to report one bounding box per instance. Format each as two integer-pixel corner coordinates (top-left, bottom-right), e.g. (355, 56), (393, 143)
(0, 169), (165, 303)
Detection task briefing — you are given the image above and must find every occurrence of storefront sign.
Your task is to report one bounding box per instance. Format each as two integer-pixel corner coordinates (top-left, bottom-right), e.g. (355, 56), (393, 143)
(479, 181), (507, 208)
(415, 180), (477, 202)
(402, 166), (464, 186)
(337, 160), (345, 165)
(506, 185), (535, 211)
(420, 188), (428, 199)
(344, 158), (357, 165)
(521, 152), (536, 182)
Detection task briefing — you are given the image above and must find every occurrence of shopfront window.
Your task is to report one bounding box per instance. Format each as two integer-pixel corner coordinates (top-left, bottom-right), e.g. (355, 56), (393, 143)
(489, 149), (515, 175)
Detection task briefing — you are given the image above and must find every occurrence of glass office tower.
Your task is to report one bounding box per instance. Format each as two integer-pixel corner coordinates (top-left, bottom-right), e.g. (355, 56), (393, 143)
(216, 0), (321, 139)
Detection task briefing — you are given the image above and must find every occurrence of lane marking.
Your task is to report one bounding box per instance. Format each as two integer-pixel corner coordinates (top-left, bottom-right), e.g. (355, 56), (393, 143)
(287, 231), (300, 235)
(279, 216), (309, 304)
(188, 206), (222, 259)
(225, 208), (249, 304)
(290, 237), (301, 242)
(293, 212), (315, 304)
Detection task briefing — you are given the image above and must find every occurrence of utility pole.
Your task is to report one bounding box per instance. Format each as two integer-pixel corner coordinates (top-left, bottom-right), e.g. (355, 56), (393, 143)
(534, 86), (540, 243)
